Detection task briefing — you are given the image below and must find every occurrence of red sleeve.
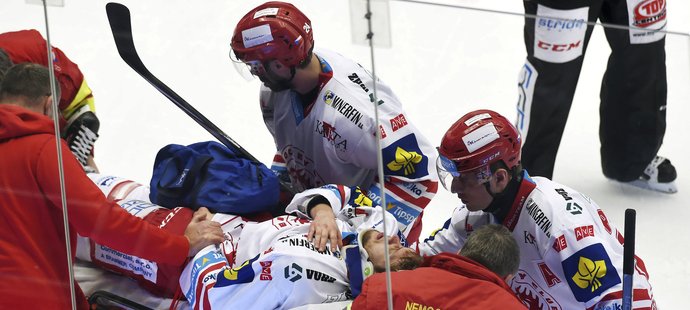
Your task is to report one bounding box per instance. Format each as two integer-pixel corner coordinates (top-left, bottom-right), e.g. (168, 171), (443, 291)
(35, 138), (189, 265)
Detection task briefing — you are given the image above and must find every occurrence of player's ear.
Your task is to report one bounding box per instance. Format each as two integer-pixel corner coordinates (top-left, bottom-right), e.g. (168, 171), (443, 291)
(492, 168), (510, 192)
(42, 95), (54, 117)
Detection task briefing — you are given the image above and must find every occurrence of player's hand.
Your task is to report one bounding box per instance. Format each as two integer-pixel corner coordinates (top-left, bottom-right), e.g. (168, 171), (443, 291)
(184, 208), (224, 256)
(193, 206), (215, 221)
(308, 204), (342, 252)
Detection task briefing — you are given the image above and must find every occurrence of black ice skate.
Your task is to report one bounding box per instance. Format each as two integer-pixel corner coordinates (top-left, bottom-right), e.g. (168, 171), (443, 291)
(624, 156), (678, 194)
(64, 105), (100, 172)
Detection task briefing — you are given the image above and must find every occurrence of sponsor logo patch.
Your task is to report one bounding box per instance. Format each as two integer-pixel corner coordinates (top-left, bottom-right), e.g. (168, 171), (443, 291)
(94, 245), (158, 283)
(284, 263), (303, 282)
(381, 134), (429, 179)
(323, 90), (364, 129)
(215, 255), (258, 287)
(534, 5), (588, 63)
(575, 225), (595, 241)
(525, 198), (552, 237)
(516, 61), (537, 141)
(553, 235), (568, 252)
(463, 123), (499, 153)
(555, 188), (572, 201)
(315, 120), (348, 151)
(561, 244), (621, 302)
(390, 114), (408, 132)
(628, 0), (666, 43)
(347, 72), (384, 105)
(597, 209), (612, 234)
(633, 0), (666, 28)
(385, 202), (419, 226)
(566, 202), (583, 215)
(242, 24), (273, 48)
(259, 261), (273, 281)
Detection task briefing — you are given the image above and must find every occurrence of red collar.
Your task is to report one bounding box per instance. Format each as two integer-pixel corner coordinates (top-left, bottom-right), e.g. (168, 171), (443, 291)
(501, 171), (537, 231)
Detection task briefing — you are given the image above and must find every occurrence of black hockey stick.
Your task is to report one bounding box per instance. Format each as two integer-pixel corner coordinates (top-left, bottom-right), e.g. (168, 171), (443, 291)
(622, 208), (636, 310)
(105, 2), (256, 162)
(105, 2), (296, 196)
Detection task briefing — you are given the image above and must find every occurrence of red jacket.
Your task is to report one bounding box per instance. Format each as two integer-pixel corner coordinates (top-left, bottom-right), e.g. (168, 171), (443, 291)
(0, 105), (189, 309)
(352, 252), (526, 310)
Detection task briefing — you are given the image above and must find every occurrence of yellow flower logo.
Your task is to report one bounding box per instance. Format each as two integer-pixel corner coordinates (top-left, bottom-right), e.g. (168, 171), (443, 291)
(353, 189), (373, 207)
(572, 256), (608, 292)
(223, 260), (250, 280)
(429, 227), (443, 238)
(387, 147), (423, 176)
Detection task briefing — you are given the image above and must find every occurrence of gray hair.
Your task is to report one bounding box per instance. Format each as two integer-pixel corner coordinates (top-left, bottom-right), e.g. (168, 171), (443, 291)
(460, 224), (520, 278)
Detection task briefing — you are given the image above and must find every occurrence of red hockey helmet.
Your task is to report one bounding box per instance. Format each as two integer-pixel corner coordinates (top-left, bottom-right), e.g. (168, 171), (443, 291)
(437, 110), (521, 188)
(230, 1), (314, 70)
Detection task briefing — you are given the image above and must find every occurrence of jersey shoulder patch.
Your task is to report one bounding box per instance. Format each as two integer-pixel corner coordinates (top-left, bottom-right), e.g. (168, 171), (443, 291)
(561, 243), (621, 302)
(381, 133), (430, 179)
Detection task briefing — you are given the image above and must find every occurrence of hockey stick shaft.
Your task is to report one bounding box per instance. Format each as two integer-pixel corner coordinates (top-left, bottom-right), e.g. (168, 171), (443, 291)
(105, 2), (296, 197)
(622, 208), (636, 310)
(105, 2), (257, 162)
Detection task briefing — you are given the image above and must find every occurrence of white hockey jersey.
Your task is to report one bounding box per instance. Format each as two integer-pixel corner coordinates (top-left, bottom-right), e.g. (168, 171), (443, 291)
(180, 185), (403, 310)
(417, 171), (656, 310)
(260, 48), (438, 241)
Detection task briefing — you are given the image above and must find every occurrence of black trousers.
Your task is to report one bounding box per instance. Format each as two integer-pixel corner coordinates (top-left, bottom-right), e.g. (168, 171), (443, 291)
(516, 0), (667, 181)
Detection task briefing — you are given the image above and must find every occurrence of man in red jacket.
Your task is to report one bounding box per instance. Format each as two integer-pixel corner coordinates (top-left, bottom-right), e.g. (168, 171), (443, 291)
(352, 224), (526, 309)
(0, 29), (100, 172)
(0, 63), (224, 309)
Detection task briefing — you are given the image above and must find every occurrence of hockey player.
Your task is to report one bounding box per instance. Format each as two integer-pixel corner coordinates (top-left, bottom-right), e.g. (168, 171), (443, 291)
(229, 1), (439, 244)
(0, 29), (100, 172)
(515, 0), (676, 193)
(78, 174), (423, 308)
(353, 224), (527, 310)
(430, 109), (656, 309)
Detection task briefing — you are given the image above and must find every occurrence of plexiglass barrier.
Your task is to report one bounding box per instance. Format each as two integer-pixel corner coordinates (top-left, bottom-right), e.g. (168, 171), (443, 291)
(1, 0), (688, 308)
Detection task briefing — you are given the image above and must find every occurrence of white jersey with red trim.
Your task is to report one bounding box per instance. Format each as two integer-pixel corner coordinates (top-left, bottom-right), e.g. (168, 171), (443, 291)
(417, 172), (656, 310)
(77, 174), (193, 297)
(180, 185), (401, 310)
(260, 48), (438, 242)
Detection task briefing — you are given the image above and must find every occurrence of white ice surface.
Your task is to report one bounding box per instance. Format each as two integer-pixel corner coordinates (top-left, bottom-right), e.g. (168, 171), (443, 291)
(2, 0), (688, 308)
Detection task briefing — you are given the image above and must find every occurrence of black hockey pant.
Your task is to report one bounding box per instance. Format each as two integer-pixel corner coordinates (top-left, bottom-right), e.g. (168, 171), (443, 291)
(516, 0), (667, 181)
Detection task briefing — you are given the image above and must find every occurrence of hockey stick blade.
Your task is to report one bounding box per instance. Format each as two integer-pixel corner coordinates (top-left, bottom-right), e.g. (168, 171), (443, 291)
(105, 2), (256, 162)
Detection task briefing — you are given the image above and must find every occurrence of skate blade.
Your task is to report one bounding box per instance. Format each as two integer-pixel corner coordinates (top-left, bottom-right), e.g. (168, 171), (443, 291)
(622, 179), (678, 194)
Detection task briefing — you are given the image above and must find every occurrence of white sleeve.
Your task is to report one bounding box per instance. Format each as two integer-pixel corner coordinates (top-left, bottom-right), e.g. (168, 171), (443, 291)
(414, 206), (493, 256)
(285, 184), (353, 218)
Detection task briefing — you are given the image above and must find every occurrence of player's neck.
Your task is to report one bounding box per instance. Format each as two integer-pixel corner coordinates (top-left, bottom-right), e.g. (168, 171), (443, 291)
(291, 54), (321, 95)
